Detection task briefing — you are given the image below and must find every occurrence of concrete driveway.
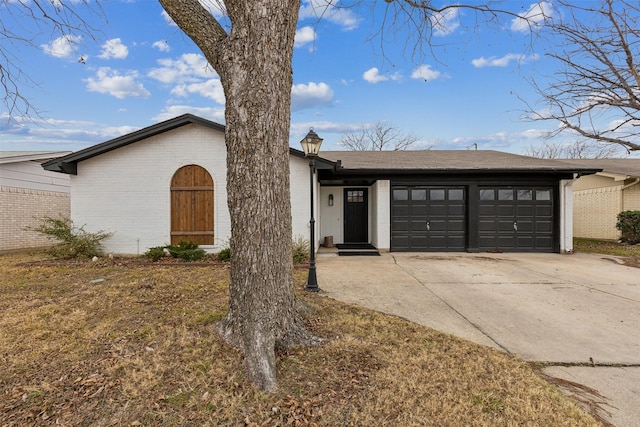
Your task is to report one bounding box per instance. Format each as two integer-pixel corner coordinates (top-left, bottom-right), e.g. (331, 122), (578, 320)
(316, 252), (640, 426)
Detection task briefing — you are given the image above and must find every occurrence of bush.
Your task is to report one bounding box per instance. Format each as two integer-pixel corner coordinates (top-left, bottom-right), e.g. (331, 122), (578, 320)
(27, 216), (113, 259)
(144, 246), (167, 262)
(143, 242), (205, 262)
(167, 241), (206, 261)
(292, 235), (310, 264)
(616, 210), (640, 244)
(217, 247), (231, 262)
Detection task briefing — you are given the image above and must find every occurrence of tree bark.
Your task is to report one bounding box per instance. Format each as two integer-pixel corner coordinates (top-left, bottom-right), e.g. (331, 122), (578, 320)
(159, 0), (319, 391)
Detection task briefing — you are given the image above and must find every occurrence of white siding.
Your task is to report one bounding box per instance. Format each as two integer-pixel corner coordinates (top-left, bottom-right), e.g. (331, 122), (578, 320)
(0, 160), (70, 192)
(319, 186), (343, 245)
(72, 124), (228, 255)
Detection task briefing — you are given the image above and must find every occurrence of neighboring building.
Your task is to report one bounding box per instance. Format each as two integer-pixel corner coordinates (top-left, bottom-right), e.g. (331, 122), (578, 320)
(561, 159), (640, 240)
(1, 151), (71, 252)
(43, 114), (597, 255)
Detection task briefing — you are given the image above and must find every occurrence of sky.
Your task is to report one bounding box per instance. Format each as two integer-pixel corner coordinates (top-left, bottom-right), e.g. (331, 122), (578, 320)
(0, 0), (635, 156)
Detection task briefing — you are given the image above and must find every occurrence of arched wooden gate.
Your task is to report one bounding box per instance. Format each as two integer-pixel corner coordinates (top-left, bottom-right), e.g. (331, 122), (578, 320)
(170, 165), (214, 245)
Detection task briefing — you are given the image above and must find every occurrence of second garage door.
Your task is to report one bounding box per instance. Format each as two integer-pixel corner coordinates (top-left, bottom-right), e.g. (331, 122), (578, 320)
(478, 187), (554, 252)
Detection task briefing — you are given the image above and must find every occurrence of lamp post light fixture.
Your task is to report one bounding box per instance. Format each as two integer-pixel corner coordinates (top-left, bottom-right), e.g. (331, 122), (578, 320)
(300, 128), (323, 292)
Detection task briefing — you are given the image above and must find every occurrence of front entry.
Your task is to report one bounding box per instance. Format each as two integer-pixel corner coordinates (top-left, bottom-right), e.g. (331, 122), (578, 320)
(344, 188), (368, 243)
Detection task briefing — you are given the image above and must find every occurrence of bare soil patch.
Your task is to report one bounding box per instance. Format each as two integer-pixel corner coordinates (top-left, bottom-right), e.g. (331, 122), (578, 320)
(1, 252), (598, 426)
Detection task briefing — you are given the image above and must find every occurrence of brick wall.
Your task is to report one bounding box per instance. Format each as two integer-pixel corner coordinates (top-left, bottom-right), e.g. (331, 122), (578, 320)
(0, 185), (70, 252)
(623, 181), (640, 212)
(573, 185), (621, 240)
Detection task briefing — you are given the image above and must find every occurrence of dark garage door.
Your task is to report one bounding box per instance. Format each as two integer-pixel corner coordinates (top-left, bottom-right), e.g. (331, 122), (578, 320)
(392, 186), (466, 251)
(478, 187), (554, 252)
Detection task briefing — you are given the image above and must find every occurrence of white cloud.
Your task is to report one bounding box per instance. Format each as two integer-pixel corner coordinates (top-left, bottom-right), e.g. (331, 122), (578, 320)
(152, 40), (171, 52)
(295, 26), (317, 49)
(299, 0), (359, 30)
(511, 1), (554, 33)
(41, 35), (82, 58)
(291, 82), (334, 111)
(153, 105), (225, 123)
(411, 65), (442, 81)
(471, 53), (539, 68)
(363, 67), (401, 84)
(148, 53), (215, 84)
(431, 8), (460, 36)
(171, 79), (225, 104)
(85, 67), (151, 99)
(98, 38), (128, 60)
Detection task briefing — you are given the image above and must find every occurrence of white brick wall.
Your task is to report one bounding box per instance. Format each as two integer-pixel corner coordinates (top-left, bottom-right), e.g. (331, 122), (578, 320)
(72, 124), (228, 255)
(372, 180), (390, 250)
(0, 186), (70, 252)
(71, 124), (312, 255)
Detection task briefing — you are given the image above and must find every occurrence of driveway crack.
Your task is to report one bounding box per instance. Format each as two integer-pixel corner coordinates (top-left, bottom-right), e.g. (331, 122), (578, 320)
(393, 258), (512, 355)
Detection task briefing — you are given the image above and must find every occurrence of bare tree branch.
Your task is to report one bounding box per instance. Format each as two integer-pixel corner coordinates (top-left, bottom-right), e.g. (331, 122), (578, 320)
(524, 0), (640, 152)
(524, 140), (623, 159)
(338, 120), (424, 150)
(0, 0), (103, 119)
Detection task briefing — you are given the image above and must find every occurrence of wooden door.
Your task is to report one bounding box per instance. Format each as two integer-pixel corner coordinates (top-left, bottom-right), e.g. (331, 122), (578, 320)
(170, 165), (214, 245)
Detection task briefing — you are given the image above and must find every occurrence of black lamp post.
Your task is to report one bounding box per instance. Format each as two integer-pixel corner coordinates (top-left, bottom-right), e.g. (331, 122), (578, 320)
(300, 128), (323, 292)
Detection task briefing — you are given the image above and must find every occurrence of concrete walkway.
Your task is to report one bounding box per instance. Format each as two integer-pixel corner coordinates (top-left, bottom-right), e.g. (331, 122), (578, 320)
(316, 251), (640, 426)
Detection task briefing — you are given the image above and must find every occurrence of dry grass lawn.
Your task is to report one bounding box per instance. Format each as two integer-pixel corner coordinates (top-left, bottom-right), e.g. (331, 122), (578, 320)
(0, 252), (599, 426)
(574, 237), (640, 268)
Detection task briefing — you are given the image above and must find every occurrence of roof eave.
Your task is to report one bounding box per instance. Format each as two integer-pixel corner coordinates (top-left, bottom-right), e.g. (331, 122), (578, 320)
(42, 114), (225, 174)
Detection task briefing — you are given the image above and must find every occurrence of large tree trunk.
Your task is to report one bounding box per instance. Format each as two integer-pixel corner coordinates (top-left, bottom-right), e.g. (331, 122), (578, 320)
(159, 0), (319, 391)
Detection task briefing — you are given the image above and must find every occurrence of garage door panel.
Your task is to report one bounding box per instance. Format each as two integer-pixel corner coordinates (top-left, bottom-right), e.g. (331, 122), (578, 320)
(517, 205), (534, 216)
(499, 221), (515, 232)
(393, 219), (409, 232)
(536, 221), (552, 232)
(498, 205), (515, 216)
(411, 220), (427, 231)
(536, 205), (552, 216)
(479, 220), (497, 231)
(517, 221), (533, 232)
(393, 205), (409, 216)
(447, 204), (465, 215)
(479, 205), (496, 216)
(411, 205), (427, 216)
(429, 205), (446, 216)
(448, 220), (465, 232)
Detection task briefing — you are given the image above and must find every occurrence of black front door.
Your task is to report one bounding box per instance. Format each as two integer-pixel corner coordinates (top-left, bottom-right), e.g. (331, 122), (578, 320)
(344, 188), (368, 242)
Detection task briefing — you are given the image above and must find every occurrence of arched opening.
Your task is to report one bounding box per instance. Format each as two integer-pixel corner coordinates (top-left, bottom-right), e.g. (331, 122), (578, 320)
(170, 165), (214, 245)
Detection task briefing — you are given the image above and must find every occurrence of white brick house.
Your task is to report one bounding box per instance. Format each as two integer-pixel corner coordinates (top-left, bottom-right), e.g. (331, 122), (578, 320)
(44, 114), (597, 255)
(44, 115), (314, 255)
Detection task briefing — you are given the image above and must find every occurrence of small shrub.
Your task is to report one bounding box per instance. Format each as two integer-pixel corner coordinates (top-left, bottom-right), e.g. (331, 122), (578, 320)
(292, 235), (310, 264)
(217, 247), (231, 262)
(27, 216), (112, 259)
(616, 210), (640, 244)
(166, 241), (206, 261)
(144, 246), (167, 262)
